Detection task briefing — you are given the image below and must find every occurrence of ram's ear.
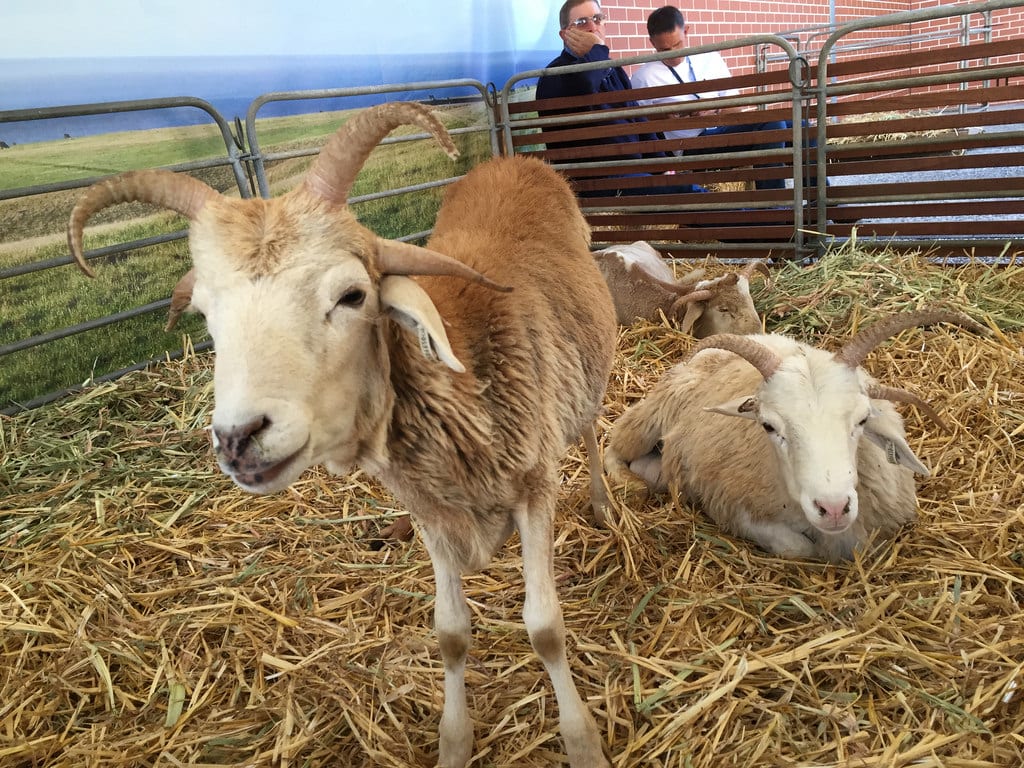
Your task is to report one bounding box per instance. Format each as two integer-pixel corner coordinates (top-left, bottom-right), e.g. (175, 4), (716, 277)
(675, 301), (703, 335)
(862, 410), (930, 475)
(165, 269), (196, 331)
(705, 395), (759, 420)
(380, 275), (465, 373)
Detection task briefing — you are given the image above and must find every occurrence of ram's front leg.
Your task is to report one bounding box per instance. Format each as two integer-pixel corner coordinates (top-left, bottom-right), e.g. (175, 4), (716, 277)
(513, 493), (609, 768)
(420, 525), (474, 768)
(731, 510), (818, 559)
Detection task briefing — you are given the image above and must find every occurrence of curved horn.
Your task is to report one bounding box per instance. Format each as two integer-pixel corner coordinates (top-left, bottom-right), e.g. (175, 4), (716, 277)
(836, 308), (990, 369)
(741, 259), (771, 282)
(377, 239), (512, 292)
(68, 170), (217, 277)
(627, 264), (699, 296)
(303, 102), (459, 204)
(866, 383), (949, 432)
(714, 272), (740, 288)
(673, 288), (715, 307)
(690, 333), (783, 381)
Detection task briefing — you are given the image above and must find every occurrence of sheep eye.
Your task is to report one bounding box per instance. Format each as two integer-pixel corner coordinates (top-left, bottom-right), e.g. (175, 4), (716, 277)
(762, 422), (776, 434)
(337, 288), (366, 308)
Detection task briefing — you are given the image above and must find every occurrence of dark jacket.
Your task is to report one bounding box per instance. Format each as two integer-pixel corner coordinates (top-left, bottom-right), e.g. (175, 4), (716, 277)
(536, 45), (665, 160)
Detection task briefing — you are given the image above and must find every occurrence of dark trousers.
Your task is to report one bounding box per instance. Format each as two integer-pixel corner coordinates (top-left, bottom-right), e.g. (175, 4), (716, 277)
(690, 120), (796, 191)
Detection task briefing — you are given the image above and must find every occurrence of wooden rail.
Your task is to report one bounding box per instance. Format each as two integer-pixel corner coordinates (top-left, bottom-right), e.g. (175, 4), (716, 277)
(506, 36), (1024, 261)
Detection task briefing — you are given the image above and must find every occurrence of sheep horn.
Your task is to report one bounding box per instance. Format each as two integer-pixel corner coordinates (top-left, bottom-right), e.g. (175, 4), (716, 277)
(673, 288), (715, 307)
(378, 239), (512, 292)
(866, 383), (949, 432)
(690, 333), (783, 380)
(627, 264), (697, 296)
(836, 308), (990, 369)
(67, 170), (217, 277)
(741, 259), (771, 282)
(303, 102), (459, 205)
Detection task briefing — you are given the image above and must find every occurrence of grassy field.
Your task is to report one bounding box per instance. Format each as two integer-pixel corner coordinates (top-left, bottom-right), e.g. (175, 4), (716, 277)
(0, 104), (493, 410)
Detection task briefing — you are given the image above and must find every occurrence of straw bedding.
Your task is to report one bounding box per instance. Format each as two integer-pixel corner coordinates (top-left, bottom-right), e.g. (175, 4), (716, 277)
(2, 248), (1022, 767)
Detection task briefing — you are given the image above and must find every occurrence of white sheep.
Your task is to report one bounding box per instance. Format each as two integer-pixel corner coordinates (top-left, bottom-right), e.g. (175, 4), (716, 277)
(593, 243), (767, 336)
(604, 308), (987, 562)
(68, 102), (614, 768)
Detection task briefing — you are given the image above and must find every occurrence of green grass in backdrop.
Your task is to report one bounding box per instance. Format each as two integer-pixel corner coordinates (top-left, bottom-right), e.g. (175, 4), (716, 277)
(0, 105), (493, 409)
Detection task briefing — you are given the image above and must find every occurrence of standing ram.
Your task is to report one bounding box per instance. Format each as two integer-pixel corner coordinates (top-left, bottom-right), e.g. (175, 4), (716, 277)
(68, 103), (614, 768)
(604, 309), (987, 562)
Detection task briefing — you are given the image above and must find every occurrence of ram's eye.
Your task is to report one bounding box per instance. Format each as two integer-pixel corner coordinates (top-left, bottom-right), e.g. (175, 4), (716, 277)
(337, 288), (366, 308)
(762, 423), (776, 434)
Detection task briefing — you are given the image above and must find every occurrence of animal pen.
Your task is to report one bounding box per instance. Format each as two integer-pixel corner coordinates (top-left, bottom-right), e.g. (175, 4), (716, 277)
(2, 1), (1023, 766)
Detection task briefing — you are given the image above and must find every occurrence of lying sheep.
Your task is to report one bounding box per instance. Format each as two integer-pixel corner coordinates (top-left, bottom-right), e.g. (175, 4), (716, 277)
(593, 241), (703, 325)
(604, 308), (987, 562)
(594, 244), (767, 336)
(69, 103), (614, 768)
(677, 260), (770, 337)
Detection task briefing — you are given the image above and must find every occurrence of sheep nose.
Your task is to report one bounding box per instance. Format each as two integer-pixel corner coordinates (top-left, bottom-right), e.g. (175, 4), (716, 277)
(814, 497), (851, 529)
(214, 416), (269, 464)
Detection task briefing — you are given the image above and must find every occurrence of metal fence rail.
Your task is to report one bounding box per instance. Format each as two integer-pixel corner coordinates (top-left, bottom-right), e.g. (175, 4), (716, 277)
(497, 34), (813, 258)
(811, 0), (1024, 251)
(2, 0), (1022, 413)
(756, 11), (996, 72)
(0, 80), (492, 415)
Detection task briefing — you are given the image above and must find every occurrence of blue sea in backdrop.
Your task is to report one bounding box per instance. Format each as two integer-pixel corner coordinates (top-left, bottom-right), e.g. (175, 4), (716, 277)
(0, 52), (550, 145)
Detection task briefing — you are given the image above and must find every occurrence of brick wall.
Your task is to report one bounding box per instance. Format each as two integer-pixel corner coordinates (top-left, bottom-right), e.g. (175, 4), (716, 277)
(597, 0), (1023, 75)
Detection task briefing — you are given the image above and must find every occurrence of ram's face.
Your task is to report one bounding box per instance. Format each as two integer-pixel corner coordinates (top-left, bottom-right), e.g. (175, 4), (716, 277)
(186, 201), (387, 494)
(704, 278), (761, 336)
(65, 103), (492, 497)
(755, 359), (871, 536)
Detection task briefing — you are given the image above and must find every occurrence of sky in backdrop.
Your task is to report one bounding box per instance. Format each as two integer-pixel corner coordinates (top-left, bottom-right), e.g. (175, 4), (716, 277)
(2, 0), (562, 58)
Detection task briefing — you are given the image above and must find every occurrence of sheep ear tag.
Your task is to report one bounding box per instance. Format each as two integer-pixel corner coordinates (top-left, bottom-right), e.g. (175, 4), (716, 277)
(380, 275), (466, 373)
(862, 412), (930, 476)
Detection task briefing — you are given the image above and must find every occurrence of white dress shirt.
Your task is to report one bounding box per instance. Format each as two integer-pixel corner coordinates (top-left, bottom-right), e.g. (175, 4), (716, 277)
(632, 51), (739, 139)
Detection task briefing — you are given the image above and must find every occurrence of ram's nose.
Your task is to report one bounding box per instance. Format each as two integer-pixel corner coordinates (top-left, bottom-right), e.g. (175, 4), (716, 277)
(814, 496), (852, 531)
(213, 416), (269, 466)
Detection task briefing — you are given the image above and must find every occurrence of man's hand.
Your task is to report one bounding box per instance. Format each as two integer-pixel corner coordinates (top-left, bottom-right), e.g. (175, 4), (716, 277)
(563, 27), (601, 58)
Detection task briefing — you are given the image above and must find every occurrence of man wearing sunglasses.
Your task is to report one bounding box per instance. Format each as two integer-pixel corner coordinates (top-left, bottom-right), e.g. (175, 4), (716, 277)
(536, 0), (704, 195)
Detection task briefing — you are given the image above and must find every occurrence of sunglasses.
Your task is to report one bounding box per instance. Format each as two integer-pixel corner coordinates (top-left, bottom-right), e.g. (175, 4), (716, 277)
(567, 13), (606, 29)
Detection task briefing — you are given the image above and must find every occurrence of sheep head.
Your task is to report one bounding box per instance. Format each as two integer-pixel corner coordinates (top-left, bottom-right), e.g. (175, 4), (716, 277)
(691, 308), (985, 537)
(673, 260), (768, 337)
(67, 102), (509, 494)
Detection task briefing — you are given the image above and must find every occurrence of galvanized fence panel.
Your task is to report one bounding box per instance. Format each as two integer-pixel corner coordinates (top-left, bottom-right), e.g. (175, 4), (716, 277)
(2, 0), (1022, 412)
(811, 0), (1024, 256)
(498, 35), (815, 258)
(1, 82), (492, 414)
